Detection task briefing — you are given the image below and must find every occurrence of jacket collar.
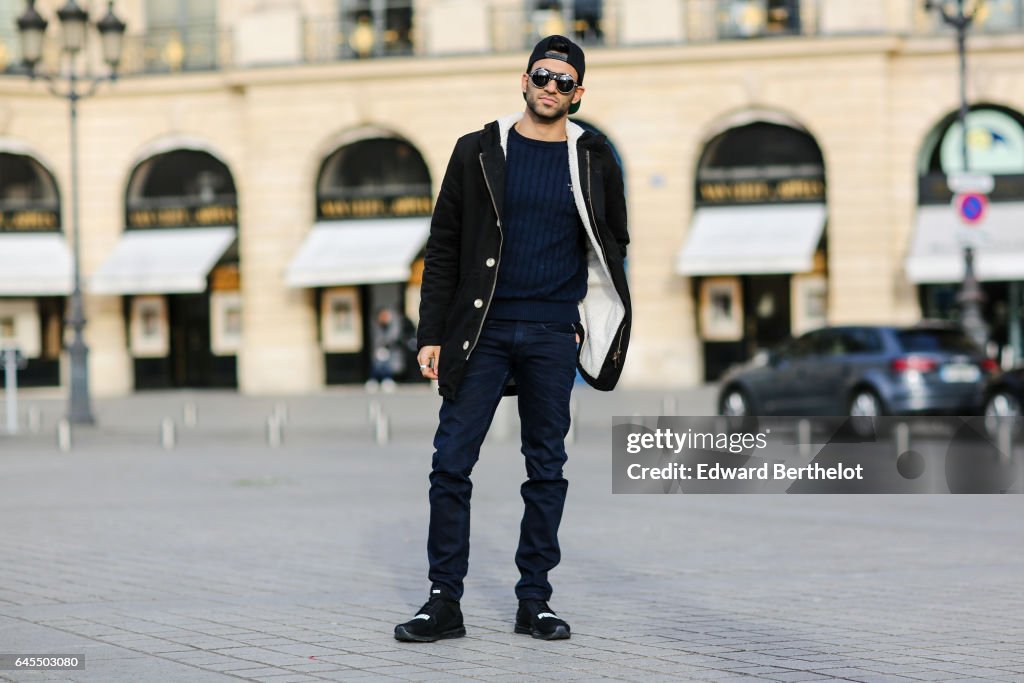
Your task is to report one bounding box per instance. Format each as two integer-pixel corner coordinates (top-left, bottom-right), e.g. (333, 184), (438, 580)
(491, 112), (591, 156)
(478, 113), (600, 223)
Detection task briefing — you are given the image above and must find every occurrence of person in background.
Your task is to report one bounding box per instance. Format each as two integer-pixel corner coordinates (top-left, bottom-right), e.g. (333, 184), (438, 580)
(366, 306), (406, 393)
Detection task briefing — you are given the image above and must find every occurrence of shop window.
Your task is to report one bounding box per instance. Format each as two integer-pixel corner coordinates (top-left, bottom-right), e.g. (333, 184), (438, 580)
(317, 138), (431, 220)
(697, 122), (825, 204)
(339, 0), (413, 58)
(126, 150), (237, 228)
(0, 153), (60, 232)
(717, 0), (801, 38)
(920, 106), (1024, 178)
(144, 0), (218, 72)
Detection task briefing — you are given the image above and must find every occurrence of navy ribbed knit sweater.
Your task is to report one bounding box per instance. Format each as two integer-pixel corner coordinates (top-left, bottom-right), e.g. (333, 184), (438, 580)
(488, 126), (588, 322)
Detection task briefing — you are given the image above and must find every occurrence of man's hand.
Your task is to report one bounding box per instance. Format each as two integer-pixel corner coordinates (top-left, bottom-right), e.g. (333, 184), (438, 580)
(417, 345), (440, 380)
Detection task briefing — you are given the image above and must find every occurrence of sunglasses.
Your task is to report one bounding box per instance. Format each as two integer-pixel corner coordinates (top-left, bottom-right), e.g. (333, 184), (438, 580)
(528, 68), (579, 95)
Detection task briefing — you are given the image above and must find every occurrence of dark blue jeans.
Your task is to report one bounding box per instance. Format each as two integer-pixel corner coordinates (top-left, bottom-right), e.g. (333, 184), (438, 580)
(427, 319), (578, 601)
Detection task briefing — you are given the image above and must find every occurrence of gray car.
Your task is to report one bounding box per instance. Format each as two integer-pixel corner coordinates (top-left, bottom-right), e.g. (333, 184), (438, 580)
(717, 323), (996, 417)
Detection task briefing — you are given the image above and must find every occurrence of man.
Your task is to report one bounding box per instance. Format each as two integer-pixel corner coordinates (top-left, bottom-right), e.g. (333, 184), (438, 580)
(395, 34), (631, 643)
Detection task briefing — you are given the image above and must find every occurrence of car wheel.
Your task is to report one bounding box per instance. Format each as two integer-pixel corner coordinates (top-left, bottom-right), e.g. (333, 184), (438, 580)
(719, 389), (749, 417)
(984, 390), (1021, 419)
(849, 390), (882, 417)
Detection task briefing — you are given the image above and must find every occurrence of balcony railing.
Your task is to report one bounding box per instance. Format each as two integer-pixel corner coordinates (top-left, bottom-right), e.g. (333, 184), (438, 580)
(304, 0), (415, 62)
(120, 24), (233, 75)
(910, 0), (1024, 35)
(0, 31), (19, 74)
(4, 1), (1023, 80)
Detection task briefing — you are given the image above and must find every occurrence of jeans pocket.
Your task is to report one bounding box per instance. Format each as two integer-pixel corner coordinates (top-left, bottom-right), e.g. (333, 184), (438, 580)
(539, 321), (577, 336)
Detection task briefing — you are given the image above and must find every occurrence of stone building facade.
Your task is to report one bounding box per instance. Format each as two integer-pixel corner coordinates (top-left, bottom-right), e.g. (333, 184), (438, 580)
(1, 0), (1023, 395)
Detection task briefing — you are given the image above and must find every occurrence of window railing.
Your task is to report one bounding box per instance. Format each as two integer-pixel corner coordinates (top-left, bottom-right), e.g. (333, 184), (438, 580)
(0, 32), (20, 74)
(119, 24), (233, 75)
(910, 0), (1024, 35)
(6, 1), (1023, 79)
(304, 12), (413, 62)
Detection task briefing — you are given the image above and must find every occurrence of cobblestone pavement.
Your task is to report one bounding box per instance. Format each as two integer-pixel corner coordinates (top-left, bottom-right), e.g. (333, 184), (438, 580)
(0, 387), (1022, 682)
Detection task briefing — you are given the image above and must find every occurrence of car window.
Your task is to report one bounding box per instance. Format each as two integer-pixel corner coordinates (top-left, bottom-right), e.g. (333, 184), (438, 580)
(816, 330), (845, 356)
(785, 331), (821, 359)
(896, 329), (978, 354)
(836, 328), (883, 354)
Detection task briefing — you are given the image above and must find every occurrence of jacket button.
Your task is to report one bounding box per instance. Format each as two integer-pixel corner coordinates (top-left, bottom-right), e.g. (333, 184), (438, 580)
(473, 299), (483, 308)
(462, 341), (470, 350)
(485, 258), (495, 267)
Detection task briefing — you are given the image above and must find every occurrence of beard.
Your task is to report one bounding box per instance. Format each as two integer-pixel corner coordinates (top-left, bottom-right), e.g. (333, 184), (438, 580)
(524, 88), (572, 122)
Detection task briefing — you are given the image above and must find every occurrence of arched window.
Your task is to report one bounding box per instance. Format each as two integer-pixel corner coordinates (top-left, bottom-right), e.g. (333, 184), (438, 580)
(0, 152), (61, 231)
(126, 150), (238, 228)
(697, 122), (824, 204)
(317, 137), (431, 220)
(919, 105), (1024, 179)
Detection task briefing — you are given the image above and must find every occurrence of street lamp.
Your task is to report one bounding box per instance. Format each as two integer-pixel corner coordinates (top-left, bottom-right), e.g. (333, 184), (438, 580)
(16, 1), (127, 425)
(923, 0), (989, 351)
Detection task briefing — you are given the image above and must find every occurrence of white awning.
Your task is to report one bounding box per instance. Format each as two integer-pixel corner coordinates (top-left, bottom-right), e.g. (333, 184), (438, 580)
(286, 218), (431, 288)
(905, 203), (1024, 283)
(90, 227), (236, 295)
(675, 204), (827, 276)
(0, 233), (73, 295)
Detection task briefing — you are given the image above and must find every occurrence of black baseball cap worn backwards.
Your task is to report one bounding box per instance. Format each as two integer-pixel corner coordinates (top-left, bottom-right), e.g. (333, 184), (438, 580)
(527, 34), (585, 115)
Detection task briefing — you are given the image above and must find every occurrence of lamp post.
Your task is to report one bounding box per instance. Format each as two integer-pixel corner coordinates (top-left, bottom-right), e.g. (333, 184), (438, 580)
(924, 0), (989, 350)
(16, 1), (126, 425)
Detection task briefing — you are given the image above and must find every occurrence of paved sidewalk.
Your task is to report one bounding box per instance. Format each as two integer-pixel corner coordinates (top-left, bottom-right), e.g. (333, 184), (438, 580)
(0, 388), (1022, 682)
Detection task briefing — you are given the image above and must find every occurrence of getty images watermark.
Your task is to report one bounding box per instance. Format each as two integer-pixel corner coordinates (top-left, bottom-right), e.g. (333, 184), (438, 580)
(612, 416), (1023, 494)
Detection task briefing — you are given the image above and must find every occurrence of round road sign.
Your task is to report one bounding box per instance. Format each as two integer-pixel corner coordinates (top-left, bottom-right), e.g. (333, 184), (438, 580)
(955, 192), (988, 225)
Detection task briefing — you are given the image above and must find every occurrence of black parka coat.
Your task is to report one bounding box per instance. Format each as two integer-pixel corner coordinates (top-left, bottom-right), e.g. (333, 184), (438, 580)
(417, 113), (632, 399)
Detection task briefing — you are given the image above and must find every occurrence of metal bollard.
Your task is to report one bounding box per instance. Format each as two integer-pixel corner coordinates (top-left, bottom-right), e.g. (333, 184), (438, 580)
(895, 422), (910, 457)
(273, 401), (288, 426)
(367, 399), (381, 424)
(374, 411), (390, 445)
(3, 347), (18, 434)
(798, 419), (812, 458)
(28, 405), (42, 434)
(57, 418), (72, 453)
(183, 401), (198, 428)
(997, 420), (1012, 464)
(661, 395), (677, 416)
(161, 418), (176, 450)
(267, 413), (283, 448)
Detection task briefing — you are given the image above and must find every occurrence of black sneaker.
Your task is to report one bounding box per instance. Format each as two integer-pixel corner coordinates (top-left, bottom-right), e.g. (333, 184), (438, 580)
(514, 598), (571, 640)
(394, 587), (466, 642)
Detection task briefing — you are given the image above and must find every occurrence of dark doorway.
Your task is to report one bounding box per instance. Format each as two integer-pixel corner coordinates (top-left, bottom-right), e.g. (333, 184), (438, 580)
(702, 275), (792, 382)
(744, 275), (792, 357)
(169, 294), (236, 388)
(133, 294), (236, 389)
